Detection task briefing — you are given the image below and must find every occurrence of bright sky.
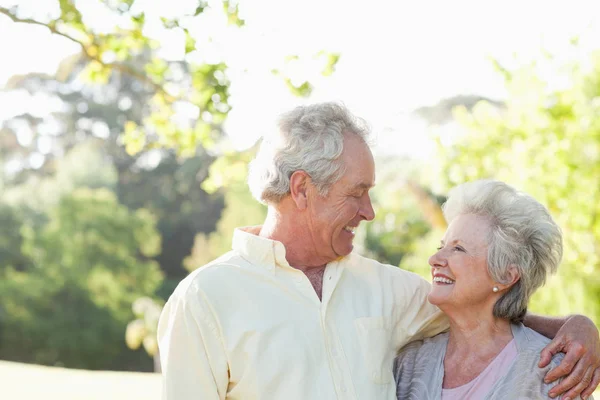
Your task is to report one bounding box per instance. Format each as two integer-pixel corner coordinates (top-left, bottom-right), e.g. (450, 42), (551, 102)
(1, 0), (599, 158)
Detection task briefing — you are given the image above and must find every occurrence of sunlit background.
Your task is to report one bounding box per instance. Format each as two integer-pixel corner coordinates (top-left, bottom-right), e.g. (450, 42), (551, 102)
(1, 0), (599, 398)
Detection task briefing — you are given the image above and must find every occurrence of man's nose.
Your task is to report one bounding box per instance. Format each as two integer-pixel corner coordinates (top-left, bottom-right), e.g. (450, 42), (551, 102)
(360, 194), (375, 221)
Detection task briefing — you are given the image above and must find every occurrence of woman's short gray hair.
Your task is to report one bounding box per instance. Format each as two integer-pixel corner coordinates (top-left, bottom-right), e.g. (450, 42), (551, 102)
(443, 180), (563, 323)
(248, 102), (371, 204)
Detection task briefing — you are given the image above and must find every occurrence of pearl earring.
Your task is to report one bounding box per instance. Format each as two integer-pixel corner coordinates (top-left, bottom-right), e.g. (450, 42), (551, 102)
(493, 286), (499, 293)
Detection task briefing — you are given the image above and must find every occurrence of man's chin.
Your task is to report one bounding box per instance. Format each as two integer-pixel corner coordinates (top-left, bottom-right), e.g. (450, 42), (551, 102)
(334, 244), (354, 259)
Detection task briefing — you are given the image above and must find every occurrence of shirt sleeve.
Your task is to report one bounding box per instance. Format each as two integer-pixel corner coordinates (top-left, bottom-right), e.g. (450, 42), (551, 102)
(158, 283), (229, 400)
(393, 270), (449, 348)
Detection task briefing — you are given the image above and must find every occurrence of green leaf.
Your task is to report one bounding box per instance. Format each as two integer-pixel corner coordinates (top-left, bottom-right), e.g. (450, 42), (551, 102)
(184, 28), (196, 54)
(144, 58), (169, 82)
(285, 79), (313, 97)
(223, 0), (245, 27)
(194, 2), (207, 16)
(131, 12), (145, 26)
(160, 17), (179, 29)
(79, 60), (112, 84)
(321, 52), (340, 77)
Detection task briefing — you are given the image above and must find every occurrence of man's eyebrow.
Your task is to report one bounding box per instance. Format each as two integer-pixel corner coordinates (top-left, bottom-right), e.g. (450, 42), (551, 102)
(354, 183), (375, 190)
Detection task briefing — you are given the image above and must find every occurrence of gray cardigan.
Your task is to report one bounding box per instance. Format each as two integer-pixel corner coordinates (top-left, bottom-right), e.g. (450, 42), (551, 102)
(393, 323), (589, 399)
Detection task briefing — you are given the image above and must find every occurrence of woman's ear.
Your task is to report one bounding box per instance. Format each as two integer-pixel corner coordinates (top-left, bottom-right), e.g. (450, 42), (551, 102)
(501, 265), (521, 290)
(289, 170), (310, 210)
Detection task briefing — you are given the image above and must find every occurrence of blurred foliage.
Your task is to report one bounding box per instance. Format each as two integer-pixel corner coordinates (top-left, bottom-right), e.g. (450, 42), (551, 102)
(0, 55), (224, 367)
(1, 52), (224, 279)
(362, 156), (439, 267)
(0, 205), (29, 273)
(417, 48), (600, 324)
(0, 0), (231, 156)
(0, 189), (163, 370)
(399, 229), (446, 277)
(0, 0), (339, 155)
(271, 51), (341, 97)
(184, 148), (266, 271)
(126, 297), (163, 357)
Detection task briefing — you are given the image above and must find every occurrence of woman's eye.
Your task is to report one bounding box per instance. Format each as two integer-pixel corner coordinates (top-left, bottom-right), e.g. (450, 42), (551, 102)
(454, 246), (464, 252)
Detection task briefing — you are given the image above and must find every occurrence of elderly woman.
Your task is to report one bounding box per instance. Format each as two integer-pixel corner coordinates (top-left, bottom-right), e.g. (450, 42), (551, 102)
(394, 180), (592, 399)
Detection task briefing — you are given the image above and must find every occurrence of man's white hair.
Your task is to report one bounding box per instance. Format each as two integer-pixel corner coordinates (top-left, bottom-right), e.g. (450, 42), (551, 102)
(248, 102), (371, 204)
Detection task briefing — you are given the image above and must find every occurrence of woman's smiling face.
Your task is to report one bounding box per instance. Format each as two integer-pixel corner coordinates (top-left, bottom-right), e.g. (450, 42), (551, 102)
(427, 213), (497, 312)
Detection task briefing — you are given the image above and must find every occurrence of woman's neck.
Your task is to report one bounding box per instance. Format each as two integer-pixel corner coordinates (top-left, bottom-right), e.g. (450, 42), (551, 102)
(446, 313), (513, 354)
(442, 310), (515, 388)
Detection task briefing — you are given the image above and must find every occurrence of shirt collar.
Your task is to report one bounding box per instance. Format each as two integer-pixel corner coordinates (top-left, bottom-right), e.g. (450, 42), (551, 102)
(232, 226), (291, 272)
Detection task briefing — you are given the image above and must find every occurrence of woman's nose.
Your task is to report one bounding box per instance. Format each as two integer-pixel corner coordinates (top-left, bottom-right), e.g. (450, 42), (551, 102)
(429, 250), (446, 268)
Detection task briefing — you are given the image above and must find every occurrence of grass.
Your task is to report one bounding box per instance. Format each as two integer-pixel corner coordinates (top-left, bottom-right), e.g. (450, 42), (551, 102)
(0, 361), (161, 400)
(1, 360), (598, 399)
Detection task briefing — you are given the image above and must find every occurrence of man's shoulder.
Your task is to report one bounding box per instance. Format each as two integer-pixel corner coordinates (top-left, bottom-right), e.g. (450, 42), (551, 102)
(347, 253), (421, 275)
(171, 250), (248, 298)
(346, 252), (430, 286)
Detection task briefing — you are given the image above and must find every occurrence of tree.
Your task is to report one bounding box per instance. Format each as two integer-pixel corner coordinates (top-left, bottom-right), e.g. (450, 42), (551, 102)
(0, 0), (231, 155)
(0, 204), (31, 281)
(0, 188), (163, 370)
(2, 53), (226, 279)
(0, 0), (339, 156)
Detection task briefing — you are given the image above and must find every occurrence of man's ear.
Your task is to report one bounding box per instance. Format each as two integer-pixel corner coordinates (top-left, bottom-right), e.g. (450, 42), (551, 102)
(289, 170), (310, 210)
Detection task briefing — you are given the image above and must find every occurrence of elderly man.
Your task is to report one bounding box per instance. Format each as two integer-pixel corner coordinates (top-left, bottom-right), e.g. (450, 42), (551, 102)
(158, 102), (600, 399)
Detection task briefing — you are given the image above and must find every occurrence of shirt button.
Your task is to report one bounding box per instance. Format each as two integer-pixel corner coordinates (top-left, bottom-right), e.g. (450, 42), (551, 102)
(341, 386), (347, 393)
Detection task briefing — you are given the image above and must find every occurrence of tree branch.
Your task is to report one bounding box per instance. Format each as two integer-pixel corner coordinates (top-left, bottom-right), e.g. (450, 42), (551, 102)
(405, 180), (448, 231)
(0, 6), (81, 46)
(0, 6), (176, 102)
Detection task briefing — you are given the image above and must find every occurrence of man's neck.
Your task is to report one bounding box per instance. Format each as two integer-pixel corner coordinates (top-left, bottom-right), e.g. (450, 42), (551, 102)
(259, 204), (333, 270)
(259, 204), (333, 300)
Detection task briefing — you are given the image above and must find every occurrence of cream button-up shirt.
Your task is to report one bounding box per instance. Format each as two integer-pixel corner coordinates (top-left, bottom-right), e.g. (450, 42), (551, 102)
(158, 226), (448, 400)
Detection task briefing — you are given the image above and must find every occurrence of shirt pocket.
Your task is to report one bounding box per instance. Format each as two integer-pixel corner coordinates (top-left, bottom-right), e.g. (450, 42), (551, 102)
(354, 316), (394, 384)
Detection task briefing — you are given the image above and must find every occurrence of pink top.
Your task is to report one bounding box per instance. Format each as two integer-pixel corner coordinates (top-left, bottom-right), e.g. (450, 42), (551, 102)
(442, 339), (518, 400)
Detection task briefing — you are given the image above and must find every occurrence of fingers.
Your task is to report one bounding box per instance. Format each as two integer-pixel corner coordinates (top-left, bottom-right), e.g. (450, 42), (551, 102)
(547, 357), (587, 399)
(556, 365), (594, 400)
(544, 342), (584, 383)
(580, 367), (600, 400)
(540, 336), (565, 368)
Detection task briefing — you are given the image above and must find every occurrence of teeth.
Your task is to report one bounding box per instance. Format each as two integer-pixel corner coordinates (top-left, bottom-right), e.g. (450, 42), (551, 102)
(344, 226), (355, 233)
(433, 277), (455, 284)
